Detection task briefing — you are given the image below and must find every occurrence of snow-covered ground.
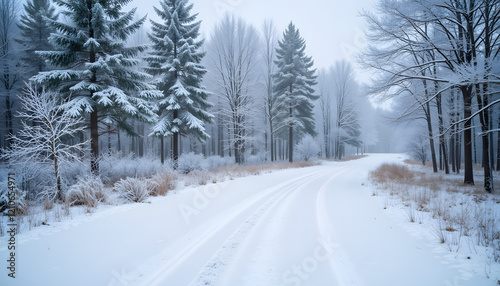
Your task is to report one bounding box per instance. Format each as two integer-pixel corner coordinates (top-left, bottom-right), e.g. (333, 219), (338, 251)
(0, 154), (497, 285)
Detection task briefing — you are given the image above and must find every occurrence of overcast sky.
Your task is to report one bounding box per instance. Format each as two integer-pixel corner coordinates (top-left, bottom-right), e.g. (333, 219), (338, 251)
(130, 0), (378, 80)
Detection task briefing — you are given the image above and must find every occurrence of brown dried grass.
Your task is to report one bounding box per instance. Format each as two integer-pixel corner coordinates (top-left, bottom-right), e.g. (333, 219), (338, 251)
(149, 172), (178, 196)
(216, 160), (320, 178)
(338, 155), (369, 162)
(370, 163), (415, 184)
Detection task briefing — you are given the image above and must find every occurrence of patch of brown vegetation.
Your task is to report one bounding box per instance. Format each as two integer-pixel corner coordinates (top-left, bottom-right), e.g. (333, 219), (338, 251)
(369, 163), (414, 184)
(216, 160), (320, 178)
(338, 155), (368, 162)
(324, 155), (368, 162)
(148, 172), (178, 196)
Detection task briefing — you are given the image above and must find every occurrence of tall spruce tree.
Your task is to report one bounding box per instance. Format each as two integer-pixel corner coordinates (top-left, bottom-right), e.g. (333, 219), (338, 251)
(146, 0), (212, 168)
(31, 0), (161, 174)
(16, 0), (58, 75)
(273, 22), (317, 162)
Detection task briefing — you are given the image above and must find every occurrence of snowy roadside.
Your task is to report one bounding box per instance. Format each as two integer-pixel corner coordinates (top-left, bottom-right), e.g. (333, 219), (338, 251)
(0, 157), (320, 238)
(367, 157), (500, 284)
(1, 153), (497, 286)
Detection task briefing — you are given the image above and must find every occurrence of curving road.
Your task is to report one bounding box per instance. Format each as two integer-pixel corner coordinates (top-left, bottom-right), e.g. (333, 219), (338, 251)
(0, 154), (489, 286)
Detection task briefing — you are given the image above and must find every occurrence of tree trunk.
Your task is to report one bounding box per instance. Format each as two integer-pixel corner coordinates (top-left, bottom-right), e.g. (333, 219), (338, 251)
(107, 125), (112, 152)
(476, 83), (493, 192)
(173, 109), (179, 169)
(117, 130), (121, 153)
(4, 91), (13, 148)
(462, 86), (474, 185)
(481, 134), (492, 192)
(218, 111), (224, 157)
(211, 127), (216, 156)
(270, 124), (274, 162)
(227, 126), (232, 158)
(456, 131), (461, 173)
(289, 107), (293, 163)
(89, 7), (98, 175)
(51, 135), (62, 201)
(138, 124), (144, 157)
(473, 126), (477, 165)
(489, 113), (495, 171)
(160, 137), (164, 164)
(450, 135), (456, 173)
(433, 64), (449, 174)
(173, 132), (179, 169)
(497, 121), (500, 171)
(425, 102), (438, 173)
(90, 109), (99, 175)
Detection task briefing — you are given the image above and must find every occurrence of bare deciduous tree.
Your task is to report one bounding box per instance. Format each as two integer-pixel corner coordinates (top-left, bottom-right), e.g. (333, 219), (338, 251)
(0, 85), (87, 201)
(261, 19), (278, 161)
(206, 15), (260, 164)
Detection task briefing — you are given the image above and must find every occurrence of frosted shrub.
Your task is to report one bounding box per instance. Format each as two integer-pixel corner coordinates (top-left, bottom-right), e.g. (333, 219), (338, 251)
(246, 152), (267, 164)
(178, 152), (206, 173)
(100, 152), (169, 183)
(14, 163), (54, 201)
(60, 160), (87, 190)
(115, 177), (150, 203)
(295, 135), (320, 161)
(186, 170), (211, 186)
(148, 172), (178, 196)
(205, 155), (232, 170)
(0, 188), (29, 216)
(0, 173), (29, 216)
(134, 156), (166, 177)
(66, 176), (106, 208)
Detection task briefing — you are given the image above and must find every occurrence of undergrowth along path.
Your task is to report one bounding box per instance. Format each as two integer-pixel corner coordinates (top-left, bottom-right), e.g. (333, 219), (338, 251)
(0, 154), (493, 285)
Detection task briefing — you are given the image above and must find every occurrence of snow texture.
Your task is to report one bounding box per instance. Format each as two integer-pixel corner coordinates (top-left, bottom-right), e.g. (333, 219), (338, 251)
(0, 154), (496, 285)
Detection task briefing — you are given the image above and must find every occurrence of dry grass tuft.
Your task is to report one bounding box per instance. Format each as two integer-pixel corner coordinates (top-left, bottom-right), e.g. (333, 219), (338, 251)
(338, 155), (369, 162)
(66, 176), (106, 208)
(148, 172), (178, 196)
(115, 177), (150, 203)
(216, 160), (320, 179)
(186, 170), (212, 186)
(43, 196), (54, 210)
(370, 163), (414, 183)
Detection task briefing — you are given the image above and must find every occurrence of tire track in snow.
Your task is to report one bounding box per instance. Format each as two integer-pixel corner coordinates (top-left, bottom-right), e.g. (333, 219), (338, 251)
(315, 167), (366, 286)
(139, 167), (331, 286)
(188, 168), (333, 286)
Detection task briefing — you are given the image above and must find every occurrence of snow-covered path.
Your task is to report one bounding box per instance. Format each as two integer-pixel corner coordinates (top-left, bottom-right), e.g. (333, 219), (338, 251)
(0, 154), (491, 285)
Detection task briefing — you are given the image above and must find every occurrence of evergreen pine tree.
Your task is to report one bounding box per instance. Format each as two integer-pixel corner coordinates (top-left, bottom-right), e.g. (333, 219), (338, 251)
(146, 0), (212, 168)
(273, 22), (317, 163)
(16, 0), (58, 75)
(31, 0), (161, 174)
